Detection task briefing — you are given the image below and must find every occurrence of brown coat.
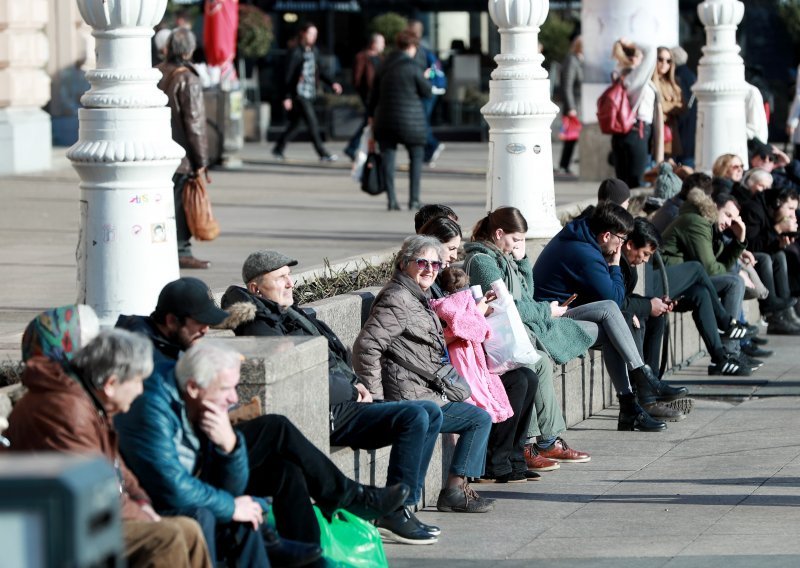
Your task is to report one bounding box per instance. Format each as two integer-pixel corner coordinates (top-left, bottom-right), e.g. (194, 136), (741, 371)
(157, 61), (208, 175)
(5, 357), (152, 521)
(352, 270), (448, 405)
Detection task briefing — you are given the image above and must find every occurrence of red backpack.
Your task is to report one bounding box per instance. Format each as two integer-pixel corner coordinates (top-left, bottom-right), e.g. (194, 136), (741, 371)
(596, 76), (636, 135)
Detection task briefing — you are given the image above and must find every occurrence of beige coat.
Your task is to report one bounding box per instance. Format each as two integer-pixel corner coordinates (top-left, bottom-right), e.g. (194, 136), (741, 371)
(352, 270), (449, 405)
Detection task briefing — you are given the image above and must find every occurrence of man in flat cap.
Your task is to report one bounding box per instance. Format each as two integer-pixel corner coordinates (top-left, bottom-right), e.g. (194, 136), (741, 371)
(220, 250), (445, 545)
(116, 277), (409, 564)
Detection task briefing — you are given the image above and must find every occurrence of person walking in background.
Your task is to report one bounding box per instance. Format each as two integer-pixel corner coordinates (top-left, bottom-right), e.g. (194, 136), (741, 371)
(558, 34), (583, 176)
(344, 33), (385, 161)
(157, 28), (211, 270)
(408, 19), (446, 166)
(368, 30), (432, 211)
(272, 22), (342, 162)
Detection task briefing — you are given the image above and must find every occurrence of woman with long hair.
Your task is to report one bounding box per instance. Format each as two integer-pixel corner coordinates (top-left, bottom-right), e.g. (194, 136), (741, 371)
(652, 46), (685, 160)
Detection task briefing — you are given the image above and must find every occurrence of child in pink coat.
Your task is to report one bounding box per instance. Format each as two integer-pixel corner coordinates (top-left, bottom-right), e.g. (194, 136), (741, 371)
(429, 268), (513, 423)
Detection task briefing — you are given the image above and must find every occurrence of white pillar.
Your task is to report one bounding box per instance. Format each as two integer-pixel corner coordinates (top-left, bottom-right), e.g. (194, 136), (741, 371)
(0, 1), (52, 173)
(579, 0), (679, 180)
(693, 0), (748, 173)
(481, 0), (561, 238)
(70, 0), (184, 326)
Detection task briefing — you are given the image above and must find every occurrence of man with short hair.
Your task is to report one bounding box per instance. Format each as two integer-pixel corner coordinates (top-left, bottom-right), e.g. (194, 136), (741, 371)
(116, 277), (408, 561)
(533, 201), (634, 307)
(157, 27), (210, 269)
(220, 250), (444, 545)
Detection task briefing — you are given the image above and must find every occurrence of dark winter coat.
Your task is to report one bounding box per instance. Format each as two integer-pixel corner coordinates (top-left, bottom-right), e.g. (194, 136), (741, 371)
(661, 188), (747, 275)
(156, 61), (208, 174)
(463, 241), (593, 365)
(620, 256), (653, 319)
(368, 50), (432, 146)
(282, 45), (335, 100)
(732, 185), (781, 254)
(532, 216), (626, 308)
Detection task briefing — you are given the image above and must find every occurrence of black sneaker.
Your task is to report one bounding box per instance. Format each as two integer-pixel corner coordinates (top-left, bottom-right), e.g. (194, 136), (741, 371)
(406, 509), (440, 536)
(737, 353), (764, 370)
(708, 357), (752, 376)
(345, 483), (409, 521)
(751, 336), (769, 346)
(436, 484), (493, 513)
(481, 471), (527, 484)
(320, 154), (339, 162)
(376, 508), (438, 545)
(742, 343), (773, 358)
(272, 149), (286, 161)
(720, 321), (756, 340)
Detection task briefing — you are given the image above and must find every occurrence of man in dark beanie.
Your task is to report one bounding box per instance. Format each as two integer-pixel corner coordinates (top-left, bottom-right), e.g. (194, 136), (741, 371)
(597, 178), (632, 209)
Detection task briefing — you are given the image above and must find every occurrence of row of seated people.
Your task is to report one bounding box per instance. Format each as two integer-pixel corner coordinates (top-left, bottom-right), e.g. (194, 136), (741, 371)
(4, 194), (748, 565)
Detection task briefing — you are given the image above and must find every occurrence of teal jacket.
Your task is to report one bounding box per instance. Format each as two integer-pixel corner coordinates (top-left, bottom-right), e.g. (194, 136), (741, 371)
(660, 188), (746, 276)
(463, 241), (593, 364)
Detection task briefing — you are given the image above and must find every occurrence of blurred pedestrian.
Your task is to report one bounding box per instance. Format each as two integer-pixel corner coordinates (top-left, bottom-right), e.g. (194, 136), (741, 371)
(368, 30), (432, 211)
(672, 46), (696, 167)
(344, 33), (385, 161)
(273, 22), (342, 162)
(408, 20), (446, 166)
(558, 34), (583, 175)
(157, 28), (211, 269)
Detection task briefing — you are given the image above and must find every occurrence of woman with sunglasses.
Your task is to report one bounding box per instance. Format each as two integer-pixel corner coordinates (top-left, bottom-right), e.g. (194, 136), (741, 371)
(711, 153), (746, 196)
(464, 207), (680, 433)
(653, 46), (685, 160)
(353, 235), (494, 513)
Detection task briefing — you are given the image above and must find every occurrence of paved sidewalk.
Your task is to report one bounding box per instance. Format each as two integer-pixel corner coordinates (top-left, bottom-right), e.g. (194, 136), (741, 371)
(0, 141), (596, 358)
(387, 334), (800, 567)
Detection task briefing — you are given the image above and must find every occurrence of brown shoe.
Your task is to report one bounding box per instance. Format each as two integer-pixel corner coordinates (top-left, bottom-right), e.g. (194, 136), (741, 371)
(523, 443), (560, 471)
(179, 256), (210, 269)
(536, 438), (591, 463)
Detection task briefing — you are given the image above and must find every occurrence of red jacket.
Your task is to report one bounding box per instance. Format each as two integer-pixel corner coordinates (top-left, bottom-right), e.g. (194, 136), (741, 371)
(5, 357), (152, 521)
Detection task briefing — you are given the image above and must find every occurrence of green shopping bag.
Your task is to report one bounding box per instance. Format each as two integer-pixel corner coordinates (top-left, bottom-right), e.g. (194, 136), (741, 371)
(313, 507), (389, 568)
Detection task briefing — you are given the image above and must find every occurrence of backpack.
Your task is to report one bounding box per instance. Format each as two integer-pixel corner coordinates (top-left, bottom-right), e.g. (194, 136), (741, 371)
(596, 76), (636, 135)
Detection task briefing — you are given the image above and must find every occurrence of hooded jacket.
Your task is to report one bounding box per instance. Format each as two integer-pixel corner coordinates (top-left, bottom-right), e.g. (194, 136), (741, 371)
(660, 188), (747, 275)
(731, 184), (781, 254)
(352, 270), (450, 404)
(532, 216), (626, 307)
(463, 241), (593, 364)
(219, 285), (361, 426)
(6, 357), (153, 521)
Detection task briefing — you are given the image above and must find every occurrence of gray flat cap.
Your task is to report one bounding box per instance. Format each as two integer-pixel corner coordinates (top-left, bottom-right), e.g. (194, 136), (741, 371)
(242, 250), (298, 283)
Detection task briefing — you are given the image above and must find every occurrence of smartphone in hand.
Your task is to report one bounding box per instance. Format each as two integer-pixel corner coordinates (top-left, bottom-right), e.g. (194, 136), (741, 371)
(561, 293), (578, 307)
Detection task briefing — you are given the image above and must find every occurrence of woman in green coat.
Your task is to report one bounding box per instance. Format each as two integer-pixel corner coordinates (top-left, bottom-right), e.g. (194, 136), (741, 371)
(464, 207), (680, 434)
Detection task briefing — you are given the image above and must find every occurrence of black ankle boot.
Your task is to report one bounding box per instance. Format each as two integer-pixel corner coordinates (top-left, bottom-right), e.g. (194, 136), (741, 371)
(630, 365), (688, 403)
(618, 393), (667, 432)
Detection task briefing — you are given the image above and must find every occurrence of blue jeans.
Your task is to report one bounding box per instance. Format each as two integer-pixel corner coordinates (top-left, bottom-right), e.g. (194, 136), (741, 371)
(182, 507), (269, 567)
(440, 401), (491, 478)
(330, 400), (443, 506)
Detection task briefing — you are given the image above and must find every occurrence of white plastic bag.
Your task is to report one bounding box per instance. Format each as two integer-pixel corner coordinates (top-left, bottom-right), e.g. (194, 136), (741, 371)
(483, 280), (541, 374)
(351, 125), (371, 183)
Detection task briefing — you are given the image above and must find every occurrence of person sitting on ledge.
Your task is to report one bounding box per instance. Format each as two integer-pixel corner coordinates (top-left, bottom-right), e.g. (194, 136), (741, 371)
(4, 306), (212, 568)
(219, 250), (443, 545)
(116, 277), (408, 564)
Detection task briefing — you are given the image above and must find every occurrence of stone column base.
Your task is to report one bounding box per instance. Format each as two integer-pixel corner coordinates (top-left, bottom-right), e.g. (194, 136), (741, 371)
(0, 108), (52, 174)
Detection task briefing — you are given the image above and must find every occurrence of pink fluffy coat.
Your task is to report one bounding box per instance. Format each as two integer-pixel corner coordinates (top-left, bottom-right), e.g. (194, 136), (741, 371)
(430, 290), (514, 423)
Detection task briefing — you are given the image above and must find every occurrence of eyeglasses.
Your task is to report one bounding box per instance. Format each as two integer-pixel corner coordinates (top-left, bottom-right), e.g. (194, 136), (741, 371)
(612, 233), (628, 244)
(658, 57), (672, 64)
(730, 163), (744, 170)
(414, 258), (443, 271)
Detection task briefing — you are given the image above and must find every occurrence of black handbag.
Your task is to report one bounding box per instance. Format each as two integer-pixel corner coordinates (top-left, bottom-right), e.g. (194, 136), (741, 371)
(360, 152), (385, 196)
(387, 353), (471, 403)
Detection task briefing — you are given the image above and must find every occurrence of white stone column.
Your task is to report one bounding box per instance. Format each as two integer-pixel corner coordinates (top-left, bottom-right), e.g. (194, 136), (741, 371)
(579, 0), (679, 180)
(481, 0), (561, 238)
(70, 0), (184, 326)
(693, 0), (748, 173)
(0, 1), (52, 173)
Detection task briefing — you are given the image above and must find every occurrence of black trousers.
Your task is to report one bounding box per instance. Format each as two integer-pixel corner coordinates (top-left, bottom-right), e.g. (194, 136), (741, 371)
(653, 261), (729, 362)
(611, 121), (651, 188)
(627, 312), (667, 371)
(784, 242), (800, 296)
(559, 140), (577, 171)
(236, 415), (360, 545)
(485, 367), (538, 477)
(275, 96), (327, 157)
(379, 142), (424, 207)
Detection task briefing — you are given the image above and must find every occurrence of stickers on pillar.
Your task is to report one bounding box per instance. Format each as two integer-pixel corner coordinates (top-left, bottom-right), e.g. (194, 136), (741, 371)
(506, 143), (526, 154)
(129, 193), (163, 205)
(532, 145), (541, 154)
(102, 224), (117, 243)
(151, 223), (167, 243)
(131, 225), (143, 237)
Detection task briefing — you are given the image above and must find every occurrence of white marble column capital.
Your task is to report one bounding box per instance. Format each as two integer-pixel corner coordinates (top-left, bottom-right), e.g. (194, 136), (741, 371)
(697, 0), (745, 27)
(76, 0), (168, 30)
(488, 0), (549, 30)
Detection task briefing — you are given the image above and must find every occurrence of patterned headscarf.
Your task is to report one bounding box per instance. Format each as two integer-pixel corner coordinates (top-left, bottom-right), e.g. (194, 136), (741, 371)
(21, 305), (100, 364)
